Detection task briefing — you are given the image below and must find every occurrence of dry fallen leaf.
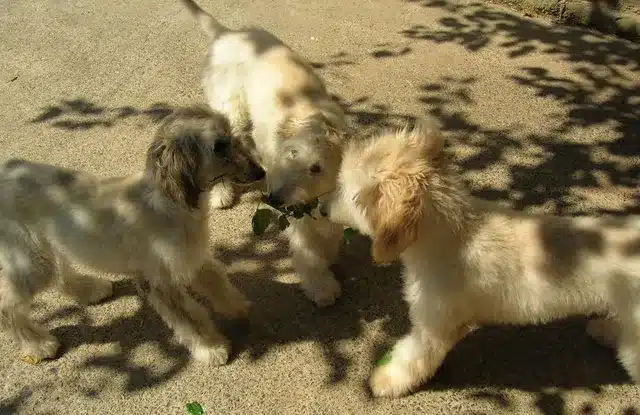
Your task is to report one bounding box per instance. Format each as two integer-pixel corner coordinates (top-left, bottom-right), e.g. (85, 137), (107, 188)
(22, 355), (41, 365)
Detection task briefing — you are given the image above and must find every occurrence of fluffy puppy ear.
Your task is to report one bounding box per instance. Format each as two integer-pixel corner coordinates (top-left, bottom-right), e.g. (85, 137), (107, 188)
(146, 135), (202, 210)
(356, 118), (441, 263)
(358, 176), (425, 264)
(408, 117), (444, 160)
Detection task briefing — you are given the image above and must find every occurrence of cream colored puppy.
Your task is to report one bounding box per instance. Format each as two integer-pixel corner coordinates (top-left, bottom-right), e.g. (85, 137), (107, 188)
(0, 106), (265, 366)
(321, 118), (640, 397)
(180, 0), (350, 306)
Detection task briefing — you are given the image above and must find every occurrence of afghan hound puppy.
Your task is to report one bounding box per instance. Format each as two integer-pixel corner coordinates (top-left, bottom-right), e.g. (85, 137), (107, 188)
(0, 106), (265, 366)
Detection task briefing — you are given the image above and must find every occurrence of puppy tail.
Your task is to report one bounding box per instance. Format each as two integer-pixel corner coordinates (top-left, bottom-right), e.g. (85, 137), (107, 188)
(179, 0), (228, 39)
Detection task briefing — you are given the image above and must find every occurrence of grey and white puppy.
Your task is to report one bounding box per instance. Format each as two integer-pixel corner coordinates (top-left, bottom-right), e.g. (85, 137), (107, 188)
(0, 106), (265, 366)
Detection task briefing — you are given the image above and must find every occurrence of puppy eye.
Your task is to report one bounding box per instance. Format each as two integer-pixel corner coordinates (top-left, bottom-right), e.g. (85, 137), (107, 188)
(309, 164), (322, 174)
(213, 137), (232, 159)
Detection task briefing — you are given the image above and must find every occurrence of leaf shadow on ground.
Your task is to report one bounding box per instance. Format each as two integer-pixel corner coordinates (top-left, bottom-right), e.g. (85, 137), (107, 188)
(212, 224), (410, 386)
(48, 279), (191, 392)
(0, 279), (193, 413)
(29, 99), (175, 130)
(398, 0), (639, 216)
(13, 1), (640, 411)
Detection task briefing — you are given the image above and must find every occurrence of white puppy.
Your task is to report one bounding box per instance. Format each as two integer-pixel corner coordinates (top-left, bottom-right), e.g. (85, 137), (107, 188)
(0, 106), (265, 366)
(180, 0), (350, 306)
(321, 118), (640, 397)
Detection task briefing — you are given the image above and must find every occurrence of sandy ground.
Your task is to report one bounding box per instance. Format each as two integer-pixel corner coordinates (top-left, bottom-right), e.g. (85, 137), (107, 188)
(0, 0), (639, 414)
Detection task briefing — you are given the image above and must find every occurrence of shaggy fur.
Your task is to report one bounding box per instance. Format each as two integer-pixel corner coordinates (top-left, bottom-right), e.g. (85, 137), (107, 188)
(0, 106), (265, 366)
(180, 0), (350, 306)
(321, 118), (640, 397)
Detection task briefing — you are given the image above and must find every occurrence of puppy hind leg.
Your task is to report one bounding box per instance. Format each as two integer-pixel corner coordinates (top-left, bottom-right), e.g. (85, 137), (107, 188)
(369, 323), (471, 398)
(0, 248), (59, 362)
(55, 256), (113, 305)
(146, 281), (231, 366)
(190, 259), (251, 320)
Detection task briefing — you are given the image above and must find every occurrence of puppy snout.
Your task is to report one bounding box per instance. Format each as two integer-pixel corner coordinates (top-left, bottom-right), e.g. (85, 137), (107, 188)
(251, 165), (266, 181)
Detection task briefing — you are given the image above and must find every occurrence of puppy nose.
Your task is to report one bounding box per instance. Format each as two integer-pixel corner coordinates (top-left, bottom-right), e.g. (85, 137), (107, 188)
(266, 192), (284, 207)
(253, 167), (266, 181)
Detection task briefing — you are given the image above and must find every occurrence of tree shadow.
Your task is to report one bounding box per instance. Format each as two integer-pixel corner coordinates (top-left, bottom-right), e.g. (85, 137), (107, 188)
(391, 0), (640, 215)
(47, 279), (193, 393)
(212, 227), (409, 385)
(403, 0), (640, 65)
(419, 75), (639, 215)
(332, 95), (417, 132)
(0, 386), (35, 415)
(18, 4), (640, 408)
(30, 99), (175, 130)
(310, 51), (359, 69)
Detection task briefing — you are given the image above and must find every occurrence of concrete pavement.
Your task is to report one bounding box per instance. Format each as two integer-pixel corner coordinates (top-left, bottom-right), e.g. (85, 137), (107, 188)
(1, 0), (639, 413)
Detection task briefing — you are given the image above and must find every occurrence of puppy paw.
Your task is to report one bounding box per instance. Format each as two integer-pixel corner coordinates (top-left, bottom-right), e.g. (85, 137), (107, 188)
(209, 185), (235, 210)
(21, 336), (60, 364)
(192, 341), (231, 366)
(301, 274), (342, 307)
(369, 360), (417, 398)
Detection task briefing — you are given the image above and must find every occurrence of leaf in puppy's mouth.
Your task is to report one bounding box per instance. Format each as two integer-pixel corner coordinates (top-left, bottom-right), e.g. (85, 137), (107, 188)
(251, 195), (359, 246)
(343, 227), (358, 244)
(252, 208), (273, 236)
(376, 350), (393, 366)
(278, 214), (290, 231)
(252, 195), (322, 235)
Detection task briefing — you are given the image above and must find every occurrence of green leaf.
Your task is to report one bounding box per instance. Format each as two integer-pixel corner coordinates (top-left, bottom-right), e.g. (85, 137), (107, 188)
(292, 205), (305, 219)
(252, 208), (273, 236)
(343, 227), (358, 244)
(186, 402), (204, 415)
(260, 194), (287, 213)
(300, 204), (313, 216)
(376, 350), (393, 366)
(278, 214), (290, 231)
(300, 198), (319, 216)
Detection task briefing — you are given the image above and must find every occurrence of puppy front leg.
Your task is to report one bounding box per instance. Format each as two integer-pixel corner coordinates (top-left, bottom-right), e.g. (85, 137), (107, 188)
(146, 281), (231, 366)
(190, 258), (251, 320)
(56, 256), (113, 305)
(287, 217), (344, 307)
(0, 261), (59, 362)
